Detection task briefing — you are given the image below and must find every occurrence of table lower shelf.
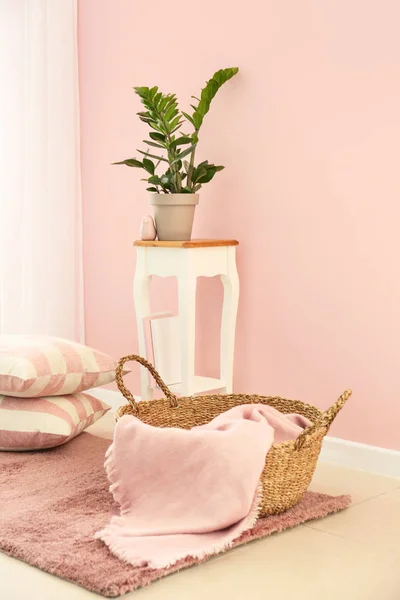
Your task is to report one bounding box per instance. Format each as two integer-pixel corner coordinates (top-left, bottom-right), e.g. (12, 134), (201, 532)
(167, 376), (226, 397)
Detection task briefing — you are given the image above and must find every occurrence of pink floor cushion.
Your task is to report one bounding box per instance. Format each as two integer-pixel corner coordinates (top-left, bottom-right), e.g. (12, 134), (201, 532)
(0, 392), (110, 450)
(0, 335), (119, 397)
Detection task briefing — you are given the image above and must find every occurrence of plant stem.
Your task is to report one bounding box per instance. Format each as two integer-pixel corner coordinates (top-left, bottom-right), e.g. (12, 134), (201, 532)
(186, 137), (198, 190)
(158, 112), (181, 193)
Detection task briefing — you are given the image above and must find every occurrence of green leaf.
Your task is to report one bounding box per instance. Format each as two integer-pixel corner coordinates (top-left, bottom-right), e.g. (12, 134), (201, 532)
(212, 67), (239, 86)
(197, 160), (209, 169)
(137, 149), (168, 163)
(137, 114), (155, 123)
(149, 132), (166, 142)
(112, 158), (143, 168)
(181, 111), (195, 126)
(170, 136), (192, 148)
(163, 95), (178, 113)
(202, 80), (218, 103)
(159, 175), (173, 191)
(193, 112), (202, 130)
(196, 161), (224, 174)
(192, 168), (207, 184)
(137, 111), (152, 118)
(143, 140), (165, 149)
(196, 99), (210, 118)
(171, 143), (197, 164)
(138, 116), (155, 126)
(170, 122), (184, 134)
(196, 166), (218, 184)
(158, 96), (170, 112)
(190, 67), (239, 131)
(133, 86), (149, 98)
(142, 158), (155, 174)
(148, 122), (164, 133)
(167, 115), (182, 132)
(165, 106), (179, 122)
(147, 187), (159, 192)
(140, 101), (153, 112)
(148, 175), (162, 185)
(153, 92), (163, 107)
(149, 86), (158, 98)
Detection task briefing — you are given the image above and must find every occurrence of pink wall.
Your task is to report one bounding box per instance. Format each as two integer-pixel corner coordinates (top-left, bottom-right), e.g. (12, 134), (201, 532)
(78, 0), (400, 450)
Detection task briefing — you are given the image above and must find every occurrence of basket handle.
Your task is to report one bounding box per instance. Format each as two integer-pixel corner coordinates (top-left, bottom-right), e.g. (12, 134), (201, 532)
(295, 389), (352, 450)
(115, 354), (178, 413)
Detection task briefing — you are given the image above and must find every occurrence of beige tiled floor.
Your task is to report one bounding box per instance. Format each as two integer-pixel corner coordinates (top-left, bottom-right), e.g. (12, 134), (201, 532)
(1, 411), (399, 599)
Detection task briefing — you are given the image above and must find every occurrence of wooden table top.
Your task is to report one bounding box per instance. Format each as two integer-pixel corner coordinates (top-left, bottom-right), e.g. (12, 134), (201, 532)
(134, 239), (239, 249)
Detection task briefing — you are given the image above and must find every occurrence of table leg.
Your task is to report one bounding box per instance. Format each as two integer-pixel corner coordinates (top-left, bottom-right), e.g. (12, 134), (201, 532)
(178, 273), (197, 396)
(133, 251), (153, 400)
(220, 247), (240, 393)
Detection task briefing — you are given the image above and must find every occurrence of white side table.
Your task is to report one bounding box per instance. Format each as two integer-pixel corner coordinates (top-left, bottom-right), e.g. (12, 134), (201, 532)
(133, 239), (239, 399)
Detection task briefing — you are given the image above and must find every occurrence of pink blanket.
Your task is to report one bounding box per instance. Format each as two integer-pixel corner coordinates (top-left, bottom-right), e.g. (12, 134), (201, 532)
(96, 404), (311, 568)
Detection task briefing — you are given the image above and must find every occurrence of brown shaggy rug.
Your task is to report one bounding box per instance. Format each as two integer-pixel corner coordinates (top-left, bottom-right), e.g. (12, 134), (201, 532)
(0, 432), (351, 597)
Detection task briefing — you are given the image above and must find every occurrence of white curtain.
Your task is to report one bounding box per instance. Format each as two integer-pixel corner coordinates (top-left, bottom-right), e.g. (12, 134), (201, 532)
(0, 0), (84, 340)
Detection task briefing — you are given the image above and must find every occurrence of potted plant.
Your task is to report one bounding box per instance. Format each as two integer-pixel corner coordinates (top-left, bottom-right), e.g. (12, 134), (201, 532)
(114, 67), (239, 241)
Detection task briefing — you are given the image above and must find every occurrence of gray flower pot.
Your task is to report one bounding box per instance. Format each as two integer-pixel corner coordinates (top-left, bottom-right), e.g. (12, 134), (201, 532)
(149, 194), (199, 241)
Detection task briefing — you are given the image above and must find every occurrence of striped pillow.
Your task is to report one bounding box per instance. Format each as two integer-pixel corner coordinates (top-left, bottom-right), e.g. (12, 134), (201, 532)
(0, 335), (118, 397)
(0, 393), (110, 450)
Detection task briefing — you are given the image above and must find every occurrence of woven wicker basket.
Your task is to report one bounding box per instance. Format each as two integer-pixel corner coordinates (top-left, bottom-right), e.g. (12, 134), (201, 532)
(115, 354), (351, 517)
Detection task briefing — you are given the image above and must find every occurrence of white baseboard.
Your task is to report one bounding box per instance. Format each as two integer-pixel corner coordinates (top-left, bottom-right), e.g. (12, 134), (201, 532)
(321, 436), (400, 479)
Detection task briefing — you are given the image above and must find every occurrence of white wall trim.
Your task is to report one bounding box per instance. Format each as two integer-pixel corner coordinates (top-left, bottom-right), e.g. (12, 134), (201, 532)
(321, 436), (400, 479)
